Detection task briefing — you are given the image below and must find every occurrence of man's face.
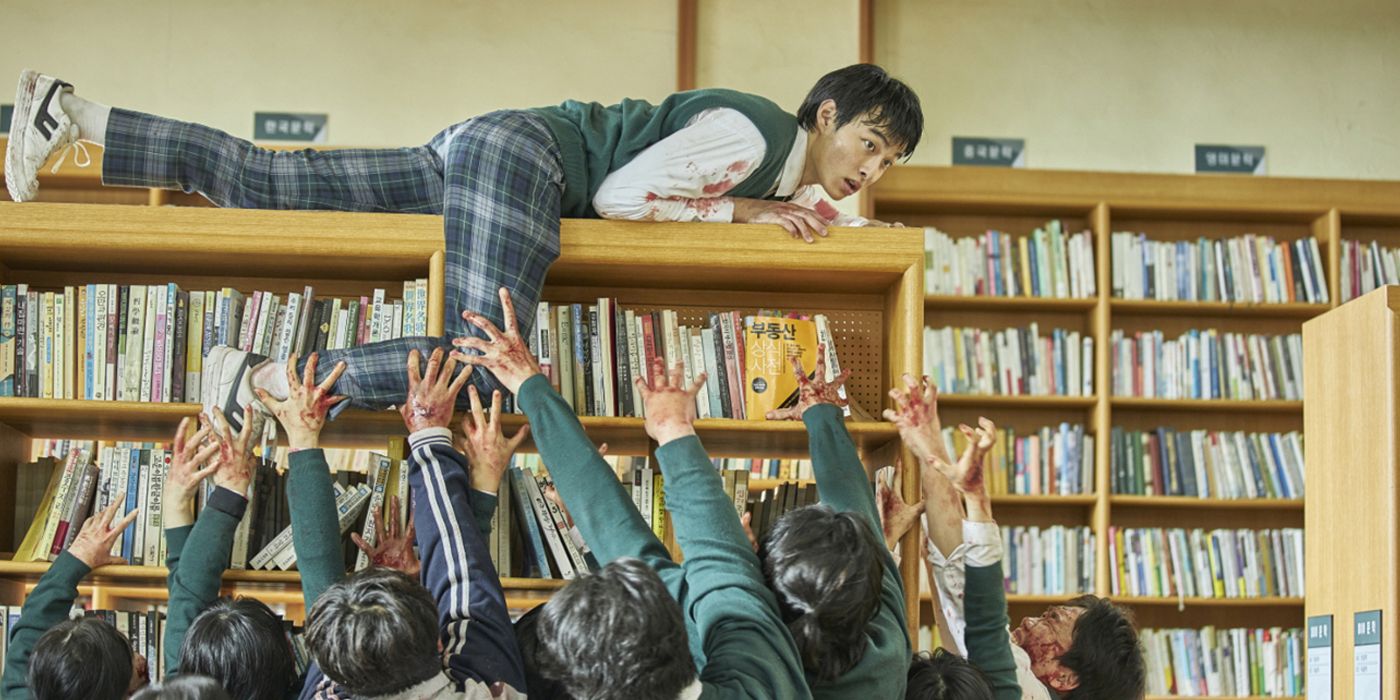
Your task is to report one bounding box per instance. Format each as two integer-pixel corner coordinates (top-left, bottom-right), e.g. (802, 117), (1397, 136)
(1011, 605), (1084, 691)
(808, 100), (904, 200)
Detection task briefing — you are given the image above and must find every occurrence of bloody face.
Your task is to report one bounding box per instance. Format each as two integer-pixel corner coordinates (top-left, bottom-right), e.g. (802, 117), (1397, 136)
(1011, 604), (1085, 691)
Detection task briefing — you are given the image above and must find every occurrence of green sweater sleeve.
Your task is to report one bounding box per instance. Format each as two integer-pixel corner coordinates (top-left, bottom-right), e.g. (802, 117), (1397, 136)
(516, 374), (676, 577)
(802, 404), (880, 534)
(654, 436), (811, 700)
(287, 449), (345, 610)
(965, 563), (1021, 700)
(2, 552), (89, 700)
(163, 489), (245, 677)
(164, 525), (192, 576)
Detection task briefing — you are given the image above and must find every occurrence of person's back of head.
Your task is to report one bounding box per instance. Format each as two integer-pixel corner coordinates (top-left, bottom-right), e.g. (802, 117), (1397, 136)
(905, 650), (995, 700)
(533, 558), (696, 700)
(132, 674), (233, 700)
(1059, 596), (1145, 700)
(28, 616), (137, 700)
(305, 567), (443, 697)
(759, 504), (884, 682)
(797, 63), (924, 159)
(514, 603), (577, 700)
(181, 596), (298, 700)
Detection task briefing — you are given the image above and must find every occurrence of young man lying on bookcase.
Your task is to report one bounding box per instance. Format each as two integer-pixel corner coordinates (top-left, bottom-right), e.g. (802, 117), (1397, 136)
(452, 286), (811, 699)
(885, 376), (1147, 700)
(757, 347), (912, 699)
(0, 498), (144, 700)
(6, 64), (922, 438)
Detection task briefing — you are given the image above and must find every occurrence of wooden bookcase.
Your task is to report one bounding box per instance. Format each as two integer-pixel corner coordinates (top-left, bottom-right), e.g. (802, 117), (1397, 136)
(875, 165), (1400, 700)
(0, 147), (925, 636)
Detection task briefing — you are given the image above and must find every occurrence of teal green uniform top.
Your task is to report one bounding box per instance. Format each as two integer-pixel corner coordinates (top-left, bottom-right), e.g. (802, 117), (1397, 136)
(965, 561), (1026, 700)
(801, 404), (912, 700)
(1, 552), (89, 700)
(529, 88), (800, 217)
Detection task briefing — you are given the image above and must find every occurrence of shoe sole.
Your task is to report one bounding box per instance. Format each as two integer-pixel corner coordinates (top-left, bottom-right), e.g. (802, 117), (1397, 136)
(5, 70), (39, 202)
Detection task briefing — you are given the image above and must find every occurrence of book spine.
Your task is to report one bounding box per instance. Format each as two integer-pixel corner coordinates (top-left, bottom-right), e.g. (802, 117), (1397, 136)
(185, 290), (204, 403)
(140, 286), (158, 402)
(0, 286), (14, 397)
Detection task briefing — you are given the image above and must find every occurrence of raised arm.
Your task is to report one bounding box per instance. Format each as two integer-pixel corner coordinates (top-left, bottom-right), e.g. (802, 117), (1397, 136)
(885, 375), (969, 576)
(453, 288), (676, 578)
(256, 352), (349, 608)
(456, 381), (528, 542)
(399, 347), (525, 691)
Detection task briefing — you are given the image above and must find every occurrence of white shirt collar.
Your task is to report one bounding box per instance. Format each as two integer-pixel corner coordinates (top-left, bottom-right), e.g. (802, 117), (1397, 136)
(677, 679), (705, 700)
(774, 128), (809, 198)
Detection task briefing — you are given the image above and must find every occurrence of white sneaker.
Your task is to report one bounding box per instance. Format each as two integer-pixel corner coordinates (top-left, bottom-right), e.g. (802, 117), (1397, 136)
(201, 345), (274, 439)
(5, 70), (90, 202)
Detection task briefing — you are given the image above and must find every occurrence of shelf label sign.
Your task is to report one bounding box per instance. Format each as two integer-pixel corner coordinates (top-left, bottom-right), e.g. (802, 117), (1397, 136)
(1354, 610), (1382, 700)
(1, 104), (13, 135)
(1308, 615), (1333, 700)
(953, 137), (1025, 168)
(254, 112), (328, 143)
(1195, 144), (1266, 175)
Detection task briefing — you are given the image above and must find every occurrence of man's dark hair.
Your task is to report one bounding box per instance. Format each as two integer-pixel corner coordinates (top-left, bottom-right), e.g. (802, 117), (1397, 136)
(28, 617), (133, 700)
(533, 558), (696, 700)
(905, 649), (995, 700)
(797, 63), (924, 158)
(514, 603), (577, 699)
(305, 568), (443, 697)
(132, 674), (233, 700)
(759, 504), (884, 682)
(181, 597), (298, 700)
(1059, 595), (1146, 700)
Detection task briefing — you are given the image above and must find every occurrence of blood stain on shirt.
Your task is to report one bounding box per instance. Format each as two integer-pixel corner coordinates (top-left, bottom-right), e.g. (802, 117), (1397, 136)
(727, 160), (751, 174)
(702, 179), (734, 195)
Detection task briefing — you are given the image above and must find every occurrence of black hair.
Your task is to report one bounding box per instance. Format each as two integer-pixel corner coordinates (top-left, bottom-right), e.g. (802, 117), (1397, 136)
(132, 675), (233, 700)
(181, 597), (299, 700)
(28, 616), (134, 700)
(533, 558), (696, 700)
(906, 649), (995, 700)
(1059, 595), (1146, 700)
(797, 64), (924, 158)
(305, 568), (443, 697)
(514, 604), (577, 700)
(759, 504), (884, 682)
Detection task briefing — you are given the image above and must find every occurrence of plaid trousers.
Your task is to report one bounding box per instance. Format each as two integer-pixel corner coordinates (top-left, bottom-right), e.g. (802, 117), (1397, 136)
(104, 108), (565, 412)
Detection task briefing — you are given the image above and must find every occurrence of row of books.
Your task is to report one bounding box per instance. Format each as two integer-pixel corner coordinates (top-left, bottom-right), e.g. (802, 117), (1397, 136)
(710, 457), (814, 482)
(941, 423), (1095, 496)
(922, 221), (1098, 298)
(526, 301), (849, 421)
(1110, 233), (1330, 304)
(1110, 428), (1305, 500)
(0, 281), (429, 401)
(1109, 329), (1304, 401)
(1141, 627), (1304, 698)
(1108, 527), (1304, 600)
(1001, 525), (1096, 596)
(0, 606), (312, 686)
(922, 325), (1094, 397)
(1340, 238), (1400, 302)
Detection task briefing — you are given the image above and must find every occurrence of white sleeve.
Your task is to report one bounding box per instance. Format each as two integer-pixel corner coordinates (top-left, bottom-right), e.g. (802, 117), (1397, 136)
(788, 185), (871, 227)
(591, 108), (767, 224)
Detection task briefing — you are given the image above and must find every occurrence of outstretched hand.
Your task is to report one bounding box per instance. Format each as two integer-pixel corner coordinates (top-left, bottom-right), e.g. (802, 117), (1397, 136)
(255, 352), (348, 449)
(352, 496), (420, 578)
(876, 456), (926, 550)
(167, 416), (219, 506)
(765, 342), (850, 421)
(68, 498), (141, 569)
(636, 359), (706, 446)
(458, 385), (530, 494)
(401, 348), (473, 433)
(206, 406), (257, 495)
(882, 374), (953, 467)
(927, 417), (997, 496)
(451, 287), (541, 395)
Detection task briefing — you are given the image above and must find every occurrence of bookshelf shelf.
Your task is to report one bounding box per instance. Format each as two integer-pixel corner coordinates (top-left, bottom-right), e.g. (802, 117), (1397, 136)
(1110, 496), (1304, 510)
(924, 295), (1096, 312)
(1109, 299), (1329, 319)
(1109, 398), (1304, 413)
(1145, 696), (1301, 700)
(1114, 597), (1304, 608)
(937, 394), (1098, 410)
(990, 494), (1098, 506)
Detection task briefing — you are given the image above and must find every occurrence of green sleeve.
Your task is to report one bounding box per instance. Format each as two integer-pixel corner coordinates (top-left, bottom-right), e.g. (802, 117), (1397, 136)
(802, 404), (880, 534)
(287, 449), (345, 610)
(163, 490), (244, 677)
(653, 436), (811, 700)
(2, 552), (90, 700)
(469, 490), (498, 539)
(965, 563), (1022, 700)
(164, 525), (192, 577)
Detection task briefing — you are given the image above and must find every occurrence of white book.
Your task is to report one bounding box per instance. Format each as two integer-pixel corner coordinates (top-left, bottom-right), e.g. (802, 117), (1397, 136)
(62, 286), (75, 399)
(627, 312), (644, 417)
(402, 281), (415, 337)
(139, 286), (159, 403)
(251, 292), (274, 356)
(391, 300), (404, 341)
(369, 289), (386, 344)
(521, 466), (575, 579)
(45, 292), (59, 399)
(108, 445), (131, 557)
(276, 292), (301, 363)
(93, 285), (107, 401)
(143, 450), (166, 565)
(415, 279), (428, 336)
(688, 329), (711, 419)
(293, 286), (316, 356)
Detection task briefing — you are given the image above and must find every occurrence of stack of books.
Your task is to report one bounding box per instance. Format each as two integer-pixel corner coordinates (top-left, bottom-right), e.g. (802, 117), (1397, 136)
(942, 423), (1095, 496)
(1111, 233), (1328, 304)
(1001, 525), (1095, 595)
(711, 457), (813, 481)
(1110, 428), (1305, 499)
(1108, 527), (1304, 599)
(1110, 329), (1303, 400)
(1141, 626), (1304, 698)
(923, 220), (1097, 299)
(0, 281), (429, 400)
(923, 325), (1093, 397)
(1341, 238), (1400, 302)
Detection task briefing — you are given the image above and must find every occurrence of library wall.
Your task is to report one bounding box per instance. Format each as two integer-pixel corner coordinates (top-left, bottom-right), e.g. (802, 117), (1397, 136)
(875, 0), (1400, 180)
(0, 0), (676, 146)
